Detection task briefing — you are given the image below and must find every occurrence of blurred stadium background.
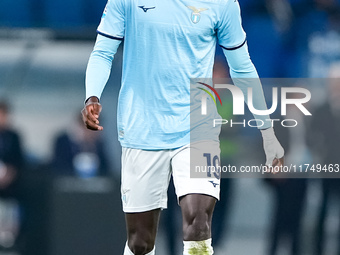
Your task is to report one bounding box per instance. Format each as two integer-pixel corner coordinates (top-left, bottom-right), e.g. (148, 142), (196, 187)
(0, 0), (340, 255)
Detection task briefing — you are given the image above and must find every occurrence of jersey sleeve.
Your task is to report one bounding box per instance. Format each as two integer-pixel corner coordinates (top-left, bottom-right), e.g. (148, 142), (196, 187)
(97, 0), (125, 40)
(223, 43), (272, 129)
(85, 34), (122, 101)
(216, 0), (246, 50)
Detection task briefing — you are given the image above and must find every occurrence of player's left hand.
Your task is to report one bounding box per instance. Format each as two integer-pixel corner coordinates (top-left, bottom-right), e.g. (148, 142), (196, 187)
(81, 96), (103, 131)
(261, 127), (284, 174)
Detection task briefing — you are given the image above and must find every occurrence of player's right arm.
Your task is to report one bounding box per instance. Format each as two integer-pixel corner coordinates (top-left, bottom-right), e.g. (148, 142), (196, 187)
(82, 0), (125, 131)
(82, 35), (122, 131)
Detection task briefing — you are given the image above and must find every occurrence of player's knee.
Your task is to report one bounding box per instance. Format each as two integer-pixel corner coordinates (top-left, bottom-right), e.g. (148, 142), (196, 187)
(183, 212), (211, 240)
(184, 219), (210, 240)
(128, 235), (154, 255)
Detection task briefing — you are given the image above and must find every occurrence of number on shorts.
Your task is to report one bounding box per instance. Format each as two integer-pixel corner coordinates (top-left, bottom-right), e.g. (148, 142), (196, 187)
(203, 153), (221, 179)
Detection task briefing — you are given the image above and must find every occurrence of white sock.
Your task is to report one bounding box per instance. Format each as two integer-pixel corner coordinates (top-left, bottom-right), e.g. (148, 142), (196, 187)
(123, 242), (155, 255)
(146, 247), (155, 255)
(123, 242), (134, 255)
(183, 238), (214, 255)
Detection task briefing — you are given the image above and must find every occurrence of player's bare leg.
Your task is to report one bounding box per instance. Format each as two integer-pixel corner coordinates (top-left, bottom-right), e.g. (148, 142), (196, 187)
(124, 209), (160, 255)
(180, 194), (216, 254)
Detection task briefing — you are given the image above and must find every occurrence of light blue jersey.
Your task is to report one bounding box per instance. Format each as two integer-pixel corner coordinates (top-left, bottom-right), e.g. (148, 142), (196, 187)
(86, 0), (271, 149)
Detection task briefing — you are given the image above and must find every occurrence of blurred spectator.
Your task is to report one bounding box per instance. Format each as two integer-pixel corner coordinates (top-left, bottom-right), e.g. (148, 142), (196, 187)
(307, 4), (340, 78)
(0, 100), (24, 251)
(264, 98), (309, 255)
(0, 101), (23, 197)
(265, 177), (307, 255)
(51, 113), (109, 177)
(308, 63), (340, 255)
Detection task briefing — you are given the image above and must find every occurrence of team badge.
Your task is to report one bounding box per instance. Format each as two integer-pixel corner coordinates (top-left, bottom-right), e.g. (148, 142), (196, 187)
(187, 6), (208, 24)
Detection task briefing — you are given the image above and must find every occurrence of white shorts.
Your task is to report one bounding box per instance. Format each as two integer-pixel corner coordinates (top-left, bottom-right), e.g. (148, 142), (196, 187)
(121, 140), (221, 213)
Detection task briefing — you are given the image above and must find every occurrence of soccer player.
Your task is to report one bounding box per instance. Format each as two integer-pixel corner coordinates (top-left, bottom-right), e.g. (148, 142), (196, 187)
(82, 0), (284, 254)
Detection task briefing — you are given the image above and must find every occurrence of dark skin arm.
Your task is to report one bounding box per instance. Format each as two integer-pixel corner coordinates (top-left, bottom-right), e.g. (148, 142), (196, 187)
(264, 157), (285, 174)
(81, 96), (103, 131)
(271, 157), (284, 174)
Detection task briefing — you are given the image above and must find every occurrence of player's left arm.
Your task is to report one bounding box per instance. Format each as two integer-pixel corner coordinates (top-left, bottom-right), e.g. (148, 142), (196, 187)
(223, 44), (284, 168)
(217, 0), (284, 169)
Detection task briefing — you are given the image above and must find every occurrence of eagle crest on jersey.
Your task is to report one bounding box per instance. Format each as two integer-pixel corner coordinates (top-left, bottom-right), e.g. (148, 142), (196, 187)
(187, 6), (208, 24)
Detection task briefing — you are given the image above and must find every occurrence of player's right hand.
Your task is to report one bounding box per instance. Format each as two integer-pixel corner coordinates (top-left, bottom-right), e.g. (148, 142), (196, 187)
(81, 96), (103, 131)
